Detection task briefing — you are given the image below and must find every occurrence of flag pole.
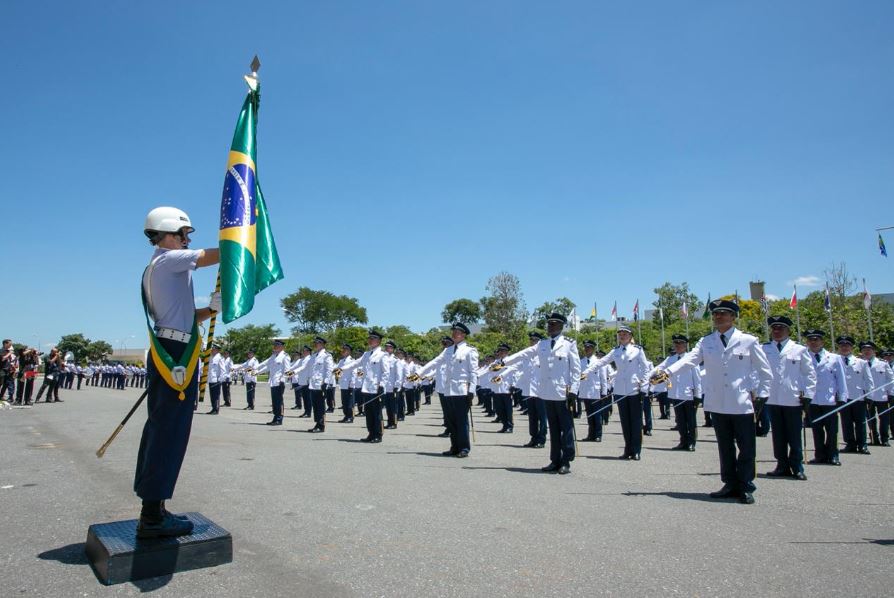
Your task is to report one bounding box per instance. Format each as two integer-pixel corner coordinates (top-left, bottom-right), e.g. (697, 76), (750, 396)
(658, 298), (666, 356)
(825, 282), (835, 343)
(684, 302), (690, 339)
(635, 299), (642, 346)
(864, 278), (874, 342)
(794, 284), (802, 342)
(594, 302), (599, 352)
(198, 272), (221, 403)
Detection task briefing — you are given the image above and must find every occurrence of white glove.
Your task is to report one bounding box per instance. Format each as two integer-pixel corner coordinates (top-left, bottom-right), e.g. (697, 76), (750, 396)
(209, 292), (222, 313)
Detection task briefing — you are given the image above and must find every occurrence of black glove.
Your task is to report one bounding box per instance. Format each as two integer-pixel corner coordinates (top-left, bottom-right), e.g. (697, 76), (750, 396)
(835, 400), (845, 407)
(321, 383), (328, 392)
(799, 396), (810, 409)
(566, 393), (578, 412)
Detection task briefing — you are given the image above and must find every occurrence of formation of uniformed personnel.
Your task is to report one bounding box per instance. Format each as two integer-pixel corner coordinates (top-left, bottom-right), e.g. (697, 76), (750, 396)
(862, 341), (894, 446)
(582, 325), (649, 461)
(136, 206), (220, 537)
(501, 313), (581, 474)
(415, 322), (478, 458)
(654, 334), (702, 451)
(763, 316), (816, 480)
(656, 299), (773, 504)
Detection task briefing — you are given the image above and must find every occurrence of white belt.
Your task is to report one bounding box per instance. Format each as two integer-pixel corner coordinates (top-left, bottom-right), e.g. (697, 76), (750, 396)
(154, 327), (191, 343)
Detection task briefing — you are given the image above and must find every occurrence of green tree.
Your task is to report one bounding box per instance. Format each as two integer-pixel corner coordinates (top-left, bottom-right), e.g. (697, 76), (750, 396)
(222, 323), (281, 361)
(480, 272), (527, 336)
(57, 333), (91, 362)
(86, 340), (113, 362)
(441, 298), (482, 325)
(652, 282), (701, 325)
(281, 287), (368, 334)
(531, 297), (576, 329)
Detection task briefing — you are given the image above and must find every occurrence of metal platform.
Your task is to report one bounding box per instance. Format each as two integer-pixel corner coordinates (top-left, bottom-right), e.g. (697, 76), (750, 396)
(85, 512), (232, 585)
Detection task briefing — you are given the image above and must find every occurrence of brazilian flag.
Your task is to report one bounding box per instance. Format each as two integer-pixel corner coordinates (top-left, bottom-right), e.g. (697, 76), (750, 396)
(218, 83), (283, 323)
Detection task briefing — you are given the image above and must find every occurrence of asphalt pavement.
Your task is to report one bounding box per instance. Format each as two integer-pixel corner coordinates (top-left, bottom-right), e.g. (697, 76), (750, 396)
(1, 383), (892, 596)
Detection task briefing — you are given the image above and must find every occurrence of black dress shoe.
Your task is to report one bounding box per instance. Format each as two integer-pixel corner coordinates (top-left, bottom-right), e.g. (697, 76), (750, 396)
(792, 472), (807, 480)
(491, 418), (502, 424)
(532, 443), (545, 448)
(739, 492), (755, 505)
(242, 406), (251, 410)
(266, 419), (282, 426)
(829, 458), (841, 466)
(765, 468), (791, 477)
(709, 485), (739, 499)
(136, 513), (194, 539)
(308, 427), (324, 433)
(523, 441), (536, 447)
(632, 453), (640, 461)
(338, 417), (349, 423)
(671, 444), (687, 451)
(360, 436), (372, 442)
(457, 449), (469, 458)
(643, 430), (652, 436)
(557, 465), (570, 475)
(345, 418), (353, 423)
(687, 445), (696, 452)
(808, 458), (823, 464)
(206, 410), (219, 415)
(437, 431), (451, 437)
(858, 447), (871, 455)
(370, 437), (382, 443)
(290, 406), (300, 410)
(326, 407), (334, 413)
(442, 449), (459, 456)
(541, 463), (559, 473)
(881, 441), (891, 447)
(594, 437), (601, 443)
(841, 445), (857, 453)
(670, 426), (679, 431)
(619, 453), (630, 460)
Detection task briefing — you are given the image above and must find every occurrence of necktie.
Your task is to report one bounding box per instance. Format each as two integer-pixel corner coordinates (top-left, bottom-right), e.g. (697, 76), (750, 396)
(453, 346), (457, 354)
(777, 342), (783, 352)
(551, 338), (556, 349)
(843, 357), (849, 367)
(720, 333), (727, 348)
(814, 353), (820, 363)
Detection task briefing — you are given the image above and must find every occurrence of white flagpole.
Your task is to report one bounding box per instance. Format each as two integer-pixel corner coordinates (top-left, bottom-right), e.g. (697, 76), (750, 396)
(794, 284), (802, 341)
(635, 299), (642, 345)
(825, 282), (835, 343)
(864, 278), (874, 342)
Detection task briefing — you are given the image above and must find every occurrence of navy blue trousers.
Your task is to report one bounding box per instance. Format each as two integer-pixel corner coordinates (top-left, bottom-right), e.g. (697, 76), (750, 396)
(245, 381), (256, 408)
(545, 400), (575, 466)
(134, 338), (196, 500)
(340, 387), (355, 418)
(673, 399), (698, 447)
(642, 393), (653, 432)
(768, 404), (804, 473)
(617, 393), (643, 456)
(209, 382), (221, 411)
(444, 395), (471, 453)
(438, 393), (450, 430)
(712, 412), (756, 493)
(527, 397), (547, 444)
(271, 383), (284, 421)
(494, 393), (513, 429)
(310, 389), (326, 428)
(840, 400), (868, 449)
(362, 393), (382, 439)
(582, 398), (603, 440)
(808, 403), (838, 462)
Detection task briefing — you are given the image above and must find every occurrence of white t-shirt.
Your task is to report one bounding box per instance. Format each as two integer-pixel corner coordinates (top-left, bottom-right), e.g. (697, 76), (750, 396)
(142, 248), (201, 333)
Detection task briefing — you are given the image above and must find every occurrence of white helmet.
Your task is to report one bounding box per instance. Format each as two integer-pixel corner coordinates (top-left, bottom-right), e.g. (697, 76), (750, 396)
(143, 206), (194, 239)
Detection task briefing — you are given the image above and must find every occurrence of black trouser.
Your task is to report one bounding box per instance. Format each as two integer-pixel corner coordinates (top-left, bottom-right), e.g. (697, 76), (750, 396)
(808, 403), (838, 462)
(134, 337), (197, 500)
(582, 398), (603, 440)
(292, 383), (301, 408)
(673, 399), (698, 448)
(617, 393), (643, 456)
(767, 404), (804, 474)
(0, 372), (14, 400)
(867, 401), (890, 443)
(271, 382), (284, 422)
(361, 392), (382, 439)
(340, 387), (355, 419)
(355, 388), (364, 414)
(480, 389), (493, 415)
(406, 388), (416, 415)
(310, 389), (326, 429)
(656, 391), (669, 418)
(396, 389), (406, 419)
(494, 393), (513, 429)
(528, 397), (547, 444)
(711, 412), (756, 494)
(423, 385), (432, 404)
(384, 391), (397, 425)
(438, 392), (450, 430)
(35, 377), (57, 402)
(245, 381), (256, 408)
(76, 374), (83, 390)
(642, 394), (653, 432)
(209, 382), (221, 411)
(444, 395), (471, 453)
(545, 400), (575, 467)
(325, 385), (335, 410)
(840, 401), (868, 449)
(16, 377), (35, 403)
(222, 380), (231, 406)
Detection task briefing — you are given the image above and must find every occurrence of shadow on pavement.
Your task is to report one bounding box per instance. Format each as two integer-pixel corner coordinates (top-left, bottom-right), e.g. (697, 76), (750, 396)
(38, 542), (89, 565)
(622, 491), (718, 503)
(461, 466), (545, 474)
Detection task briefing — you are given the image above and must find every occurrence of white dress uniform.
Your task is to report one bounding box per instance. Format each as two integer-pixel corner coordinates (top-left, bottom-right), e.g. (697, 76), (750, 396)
(417, 341), (479, 454)
(335, 355), (355, 420)
(308, 350), (334, 391)
(762, 338), (817, 476)
(338, 346), (392, 440)
(807, 348), (848, 463)
(254, 349), (292, 423)
(581, 342), (649, 457)
(663, 326), (773, 495)
(657, 351), (703, 450)
(839, 353), (874, 451)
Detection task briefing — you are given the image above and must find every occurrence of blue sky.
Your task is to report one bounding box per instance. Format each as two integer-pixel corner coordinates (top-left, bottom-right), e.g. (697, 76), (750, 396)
(5, 1), (894, 350)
